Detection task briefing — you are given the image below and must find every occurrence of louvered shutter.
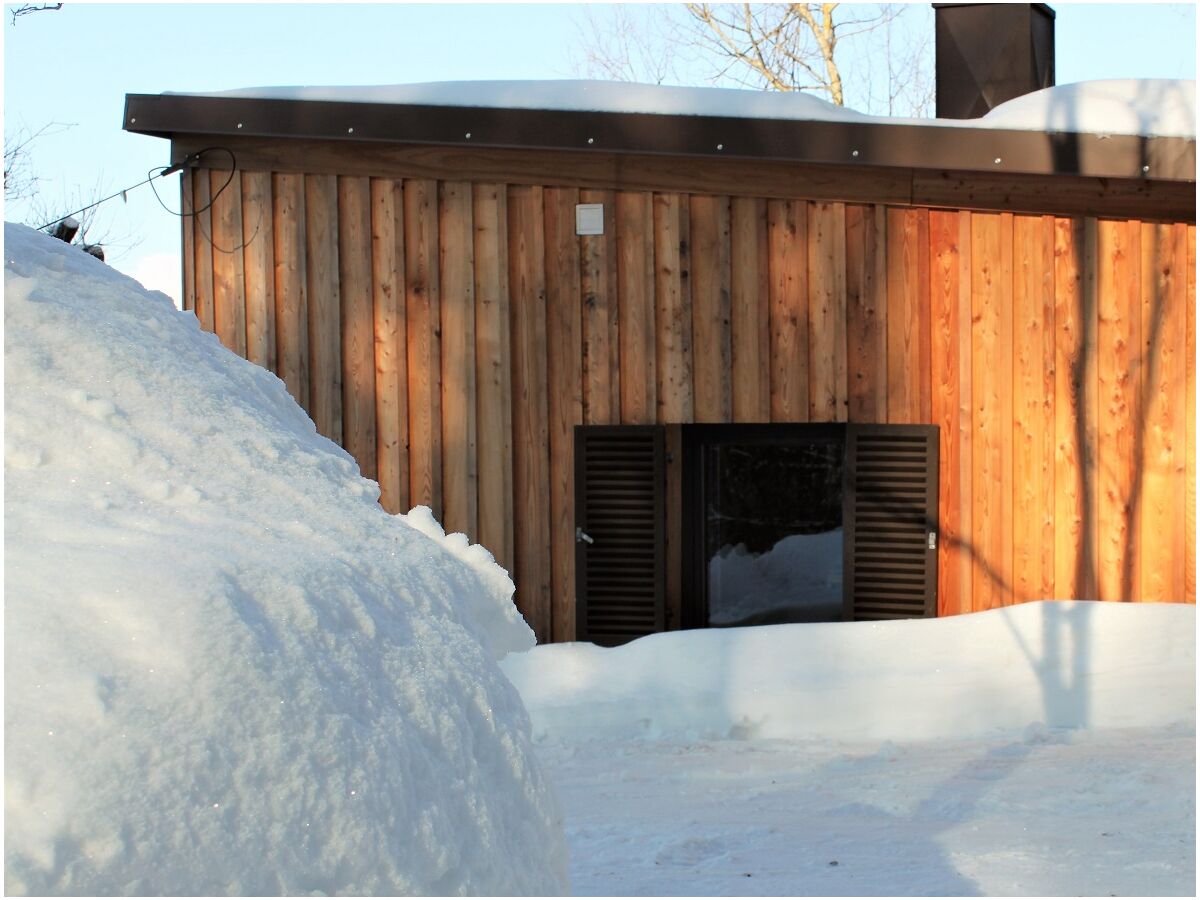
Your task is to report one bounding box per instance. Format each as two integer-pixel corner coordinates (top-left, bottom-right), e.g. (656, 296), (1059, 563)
(575, 426), (666, 646)
(844, 424), (939, 620)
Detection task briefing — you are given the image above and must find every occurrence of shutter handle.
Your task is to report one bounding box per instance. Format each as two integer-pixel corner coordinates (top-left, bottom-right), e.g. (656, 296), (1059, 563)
(928, 531), (937, 550)
(576, 527), (595, 545)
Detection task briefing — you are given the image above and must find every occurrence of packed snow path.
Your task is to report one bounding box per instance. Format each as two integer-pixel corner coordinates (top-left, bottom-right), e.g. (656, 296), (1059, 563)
(541, 726), (1194, 896)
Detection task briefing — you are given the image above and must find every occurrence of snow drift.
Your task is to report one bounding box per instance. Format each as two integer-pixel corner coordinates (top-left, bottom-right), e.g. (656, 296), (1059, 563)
(502, 601), (1195, 744)
(3, 223), (568, 895)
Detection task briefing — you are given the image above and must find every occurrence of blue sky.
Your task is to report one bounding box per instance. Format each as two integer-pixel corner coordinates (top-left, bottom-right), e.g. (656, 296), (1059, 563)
(3, 2), (1195, 299)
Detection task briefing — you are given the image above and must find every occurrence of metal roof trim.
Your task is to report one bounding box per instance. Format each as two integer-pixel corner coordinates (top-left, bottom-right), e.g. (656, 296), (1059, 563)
(123, 92), (1196, 183)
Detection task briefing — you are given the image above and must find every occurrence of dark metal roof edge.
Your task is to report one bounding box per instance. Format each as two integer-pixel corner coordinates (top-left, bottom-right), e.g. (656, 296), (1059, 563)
(122, 92), (1196, 183)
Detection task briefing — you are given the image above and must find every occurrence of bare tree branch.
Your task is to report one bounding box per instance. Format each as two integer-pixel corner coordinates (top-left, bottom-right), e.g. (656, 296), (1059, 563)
(844, 3), (935, 117)
(576, 3), (934, 117)
(686, 3), (798, 92)
(796, 3), (843, 105)
(28, 175), (143, 262)
(4, 121), (72, 201)
(6, 122), (139, 262)
(572, 4), (688, 85)
(9, 3), (63, 26)
(679, 4), (848, 103)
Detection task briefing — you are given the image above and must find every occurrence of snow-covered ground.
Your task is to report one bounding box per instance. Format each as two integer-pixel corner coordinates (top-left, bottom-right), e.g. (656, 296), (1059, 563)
(504, 604), (1196, 895)
(539, 723), (1194, 896)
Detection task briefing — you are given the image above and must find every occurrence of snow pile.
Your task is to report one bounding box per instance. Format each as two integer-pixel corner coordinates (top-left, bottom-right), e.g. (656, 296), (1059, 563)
(502, 601), (1195, 744)
(3, 223), (568, 896)
(198, 77), (1196, 138)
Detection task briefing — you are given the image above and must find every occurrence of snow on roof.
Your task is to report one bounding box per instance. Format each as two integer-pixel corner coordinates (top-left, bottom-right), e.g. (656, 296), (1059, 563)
(197, 78), (875, 124)
(198, 78), (1196, 139)
(979, 79), (1196, 139)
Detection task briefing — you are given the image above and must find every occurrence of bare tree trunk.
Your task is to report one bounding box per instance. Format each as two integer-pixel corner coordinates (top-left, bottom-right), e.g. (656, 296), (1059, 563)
(793, 3), (843, 105)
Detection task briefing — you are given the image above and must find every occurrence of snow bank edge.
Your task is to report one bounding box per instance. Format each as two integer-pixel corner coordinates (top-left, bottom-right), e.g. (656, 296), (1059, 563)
(502, 601), (1196, 743)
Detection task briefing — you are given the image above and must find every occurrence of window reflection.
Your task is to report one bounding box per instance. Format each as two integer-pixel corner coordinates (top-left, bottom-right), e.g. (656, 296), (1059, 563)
(704, 441), (844, 626)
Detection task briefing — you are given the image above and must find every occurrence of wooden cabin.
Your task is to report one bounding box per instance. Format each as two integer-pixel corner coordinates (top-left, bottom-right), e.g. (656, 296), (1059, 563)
(123, 11), (1195, 646)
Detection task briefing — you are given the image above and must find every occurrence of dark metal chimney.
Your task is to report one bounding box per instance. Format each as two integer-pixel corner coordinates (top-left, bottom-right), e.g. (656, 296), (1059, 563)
(934, 3), (1056, 119)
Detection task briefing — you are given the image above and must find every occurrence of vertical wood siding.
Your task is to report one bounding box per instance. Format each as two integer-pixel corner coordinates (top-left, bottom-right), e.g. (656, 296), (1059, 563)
(928, 209), (967, 616)
(1011, 215), (1056, 603)
(439, 181), (477, 539)
(617, 191), (657, 425)
(807, 202), (847, 422)
(305, 174), (342, 444)
(1053, 216), (1099, 601)
(689, 194), (733, 423)
(404, 179), (441, 516)
(970, 212), (1015, 610)
(191, 169), (215, 334)
(544, 187), (584, 642)
(1096, 218), (1141, 601)
(210, 170), (248, 358)
(887, 207), (929, 424)
(472, 183), (514, 574)
(338, 176), (376, 482)
(370, 178), (407, 515)
(507, 185), (552, 643)
(845, 204), (885, 423)
(954, 212), (975, 613)
(730, 197), (770, 422)
(180, 175), (196, 314)
(241, 171), (276, 371)
(580, 189), (620, 425)
(654, 194), (693, 423)
(1185, 227), (1196, 604)
(272, 173), (309, 407)
(186, 166), (1197, 640)
(1138, 222), (1188, 603)
(768, 199), (809, 423)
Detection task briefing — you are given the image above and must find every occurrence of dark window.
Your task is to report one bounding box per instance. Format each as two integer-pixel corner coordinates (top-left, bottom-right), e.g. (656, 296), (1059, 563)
(574, 423), (938, 644)
(701, 433), (845, 627)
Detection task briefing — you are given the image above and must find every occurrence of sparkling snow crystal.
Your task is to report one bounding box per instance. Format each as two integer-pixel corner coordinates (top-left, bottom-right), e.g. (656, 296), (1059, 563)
(3, 223), (568, 895)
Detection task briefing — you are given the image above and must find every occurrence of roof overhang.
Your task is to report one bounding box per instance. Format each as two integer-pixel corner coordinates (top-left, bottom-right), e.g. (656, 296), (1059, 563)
(123, 92), (1196, 184)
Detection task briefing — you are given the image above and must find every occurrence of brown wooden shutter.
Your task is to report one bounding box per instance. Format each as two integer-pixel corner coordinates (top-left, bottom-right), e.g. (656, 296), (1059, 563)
(574, 425), (666, 645)
(844, 424), (939, 620)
